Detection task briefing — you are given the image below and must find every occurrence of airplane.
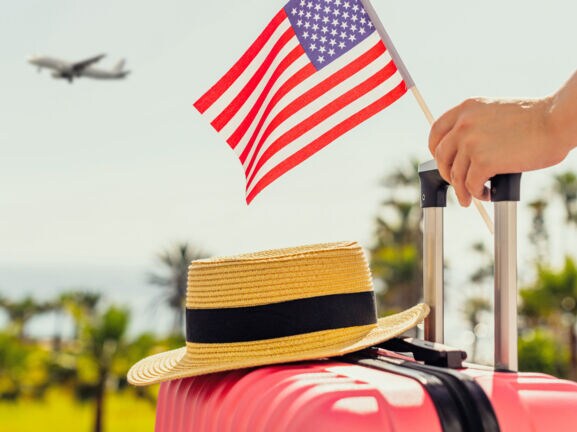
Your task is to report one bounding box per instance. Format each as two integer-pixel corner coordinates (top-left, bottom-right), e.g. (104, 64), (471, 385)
(27, 54), (130, 83)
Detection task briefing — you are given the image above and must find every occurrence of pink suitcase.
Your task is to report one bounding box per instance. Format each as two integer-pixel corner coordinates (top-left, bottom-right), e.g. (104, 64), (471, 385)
(155, 164), (577, 431)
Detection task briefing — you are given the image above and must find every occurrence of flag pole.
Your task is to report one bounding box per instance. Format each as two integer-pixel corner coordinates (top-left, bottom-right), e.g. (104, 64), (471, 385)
(360, 0), (494, 235)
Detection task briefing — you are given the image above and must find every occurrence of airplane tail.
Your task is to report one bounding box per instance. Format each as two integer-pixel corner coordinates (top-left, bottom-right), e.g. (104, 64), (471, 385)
(114, 59), (126, 73)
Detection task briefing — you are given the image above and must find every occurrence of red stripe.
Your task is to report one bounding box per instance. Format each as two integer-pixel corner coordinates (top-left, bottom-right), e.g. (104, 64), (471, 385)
(236, 63), (315, 159)
(246, 58), (398, 188)
(211, 27), (296, 132)
(193, 9), (287, 114)
(242, 41), (386, 176)
(246, 80), (407, 204)
(226, 44), (306, 149)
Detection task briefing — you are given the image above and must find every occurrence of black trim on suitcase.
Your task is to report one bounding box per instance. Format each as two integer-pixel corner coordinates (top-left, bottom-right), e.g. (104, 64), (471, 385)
(340, 351), (500, 432)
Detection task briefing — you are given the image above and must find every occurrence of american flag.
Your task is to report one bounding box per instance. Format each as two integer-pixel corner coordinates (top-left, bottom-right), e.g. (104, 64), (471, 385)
(195, 0), (411, 203)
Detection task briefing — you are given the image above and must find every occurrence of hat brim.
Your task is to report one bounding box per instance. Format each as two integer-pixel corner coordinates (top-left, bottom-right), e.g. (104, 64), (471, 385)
(128, 303), (429, 386)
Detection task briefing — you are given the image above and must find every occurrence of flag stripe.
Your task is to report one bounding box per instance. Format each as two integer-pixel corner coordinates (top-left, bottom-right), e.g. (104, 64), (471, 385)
(234, 34), (382, 163)
(193, 9), (287, 114)
(246, 57), (398, 188)
(246, 79), (407, 203)
(211, 26), (296, 132)
(222, 45), (306, 145)
(235, 62), (316, 158)
(240, 35), (384, 172)
(246, 71), (404, 197)
(200, 18), (292, 121)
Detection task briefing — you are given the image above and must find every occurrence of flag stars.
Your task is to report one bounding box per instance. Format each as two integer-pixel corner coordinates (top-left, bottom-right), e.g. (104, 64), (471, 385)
(288, 0), (375, 69)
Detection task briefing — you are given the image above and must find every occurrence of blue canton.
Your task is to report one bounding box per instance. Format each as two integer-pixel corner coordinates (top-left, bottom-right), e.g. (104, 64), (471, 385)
(284, 0), (376, 70)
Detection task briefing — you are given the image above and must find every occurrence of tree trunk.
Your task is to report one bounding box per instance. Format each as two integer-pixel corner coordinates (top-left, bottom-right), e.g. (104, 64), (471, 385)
(570, 325), (577, 381)
(93, 369), (107, 432)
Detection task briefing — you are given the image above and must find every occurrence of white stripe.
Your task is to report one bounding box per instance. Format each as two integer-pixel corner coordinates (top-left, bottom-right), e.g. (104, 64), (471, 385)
(217, 36), (301, 138)
(246, 70), (403, 196)
(229, 53), (309, 154)
(203, 17), (292, 121)
(244, 49), (392, 180)
(239, 33), (382, 172)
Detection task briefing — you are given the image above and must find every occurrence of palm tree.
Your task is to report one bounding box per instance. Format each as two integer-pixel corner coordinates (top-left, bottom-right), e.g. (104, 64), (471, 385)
(149, 243), (208, 334)
(0, 296), (55, 341)
(520, 257), (577, 379)
(554, 172), (577, 225)
(527, 198), (549, 264)
(370, 159), (423, 314)
(57, 291), (102, 347)
(82, 306), (130, 432)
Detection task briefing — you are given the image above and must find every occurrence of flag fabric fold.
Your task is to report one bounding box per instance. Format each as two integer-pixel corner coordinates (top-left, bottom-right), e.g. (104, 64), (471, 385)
(195, 0), (409, 203)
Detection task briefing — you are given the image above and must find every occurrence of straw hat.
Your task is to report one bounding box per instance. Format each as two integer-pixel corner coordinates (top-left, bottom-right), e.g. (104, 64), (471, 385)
(128, 241), (429, 386)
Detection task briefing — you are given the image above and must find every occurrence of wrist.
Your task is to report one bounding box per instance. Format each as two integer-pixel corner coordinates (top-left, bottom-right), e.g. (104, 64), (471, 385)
(544, 94), (574, 161)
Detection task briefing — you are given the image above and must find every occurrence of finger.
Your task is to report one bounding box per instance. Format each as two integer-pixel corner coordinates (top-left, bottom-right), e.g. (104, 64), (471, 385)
(450, 150), (472, 207)
(434, 128), (459, 183)
(428, 103), (464, 156)
(465, 164), (491, 201)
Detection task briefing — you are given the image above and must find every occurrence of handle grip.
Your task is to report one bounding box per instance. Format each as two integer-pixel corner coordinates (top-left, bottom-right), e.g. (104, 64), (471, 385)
(418, 160), (521, 371)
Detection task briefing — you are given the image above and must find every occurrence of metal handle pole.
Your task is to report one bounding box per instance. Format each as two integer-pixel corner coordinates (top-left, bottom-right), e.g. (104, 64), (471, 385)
(423, 207), (444, 343)
(494, 201), (518, 370)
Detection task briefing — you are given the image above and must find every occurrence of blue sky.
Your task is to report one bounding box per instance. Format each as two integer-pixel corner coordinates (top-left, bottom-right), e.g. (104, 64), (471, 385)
(2, 0), (577, 346)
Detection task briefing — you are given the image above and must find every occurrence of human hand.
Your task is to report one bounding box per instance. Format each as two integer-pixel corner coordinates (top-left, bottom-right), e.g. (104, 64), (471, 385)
(428, 97), (569, 206)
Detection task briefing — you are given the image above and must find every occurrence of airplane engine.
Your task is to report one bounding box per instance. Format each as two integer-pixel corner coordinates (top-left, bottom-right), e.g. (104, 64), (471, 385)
(52, 71), (63, 78)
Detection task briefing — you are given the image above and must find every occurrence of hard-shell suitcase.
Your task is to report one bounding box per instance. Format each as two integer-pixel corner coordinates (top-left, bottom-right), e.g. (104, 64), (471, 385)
(155, 163), (577, 431)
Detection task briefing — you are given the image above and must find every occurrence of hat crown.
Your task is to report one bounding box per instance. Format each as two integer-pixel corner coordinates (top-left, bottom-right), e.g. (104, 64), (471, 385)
(186, 241), (373, 309)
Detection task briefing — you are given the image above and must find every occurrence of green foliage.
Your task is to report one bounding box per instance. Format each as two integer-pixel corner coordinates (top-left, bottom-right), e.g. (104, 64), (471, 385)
(0, 332), (50, 400)
(149, 242), (208, 334)
(519, 329), (569, 377)
(371, 159), (422, 313)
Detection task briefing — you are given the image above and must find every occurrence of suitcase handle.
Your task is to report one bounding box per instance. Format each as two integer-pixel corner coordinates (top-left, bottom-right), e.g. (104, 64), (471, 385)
(418, 160), (522, 371)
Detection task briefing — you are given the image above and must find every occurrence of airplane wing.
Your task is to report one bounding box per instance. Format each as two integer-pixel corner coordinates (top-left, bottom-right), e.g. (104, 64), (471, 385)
(71, 54), (106, 74)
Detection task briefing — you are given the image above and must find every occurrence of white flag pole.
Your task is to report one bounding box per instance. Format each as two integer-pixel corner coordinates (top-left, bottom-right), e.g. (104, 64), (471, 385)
(359, 0), (494, 235)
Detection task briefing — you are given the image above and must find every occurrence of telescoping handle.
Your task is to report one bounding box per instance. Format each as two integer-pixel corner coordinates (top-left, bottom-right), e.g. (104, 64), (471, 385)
(418, 160), (522, 371)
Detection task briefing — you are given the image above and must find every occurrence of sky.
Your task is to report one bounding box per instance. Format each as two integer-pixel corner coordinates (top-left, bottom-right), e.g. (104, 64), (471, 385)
(2, 0), (577, 346)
